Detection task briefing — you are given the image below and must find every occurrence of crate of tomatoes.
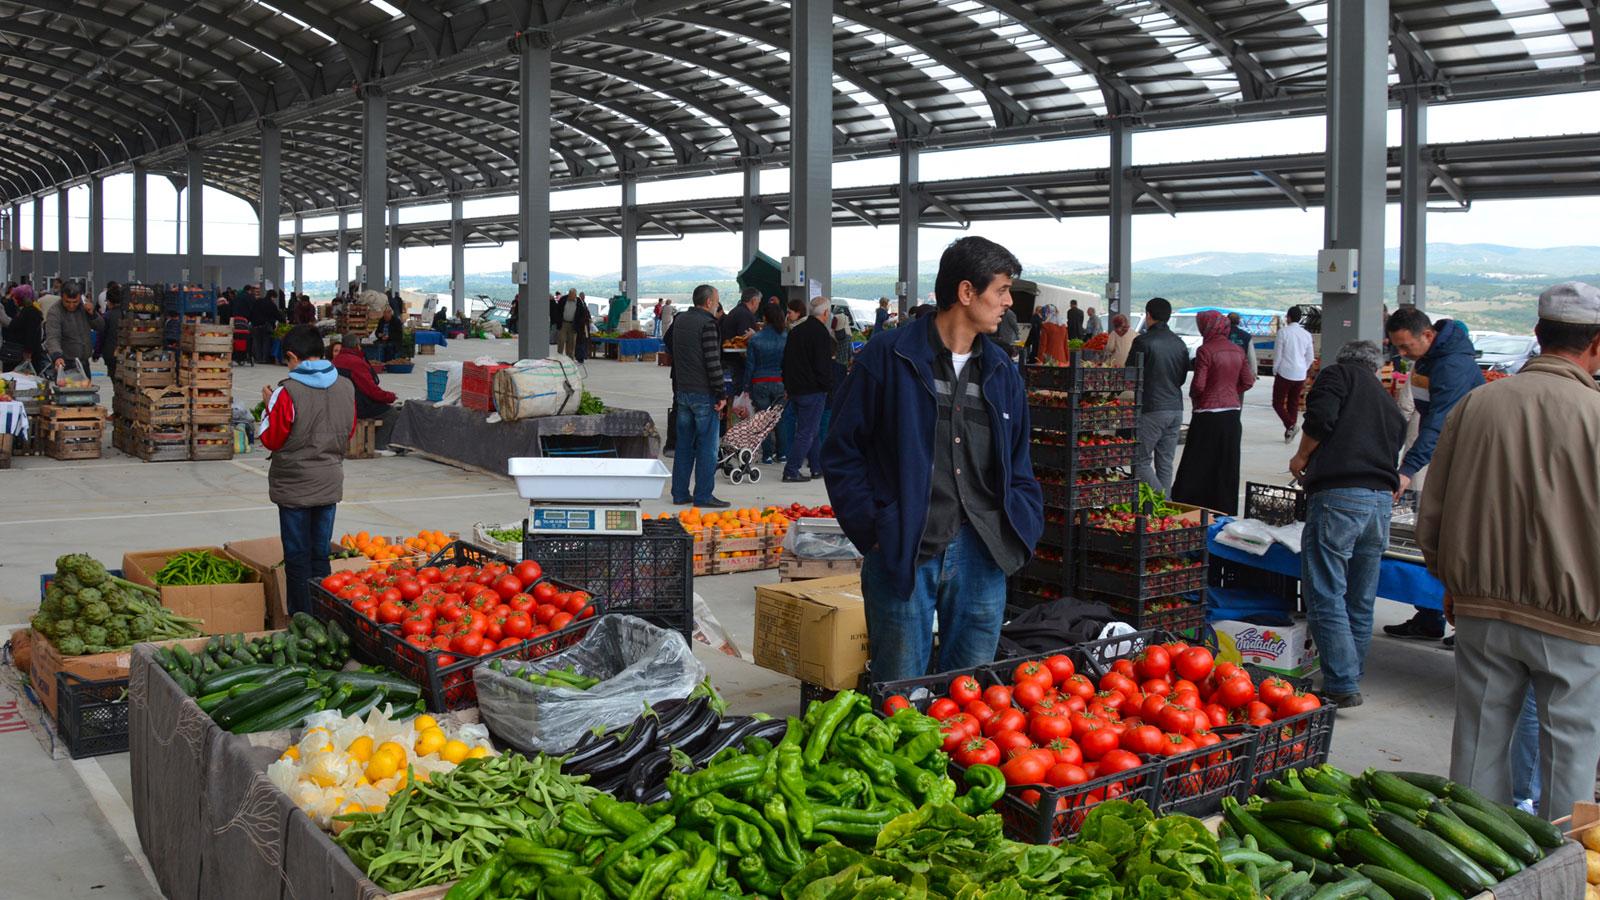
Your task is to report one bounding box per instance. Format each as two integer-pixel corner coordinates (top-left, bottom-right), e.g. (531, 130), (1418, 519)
(310, 541), (602, 712)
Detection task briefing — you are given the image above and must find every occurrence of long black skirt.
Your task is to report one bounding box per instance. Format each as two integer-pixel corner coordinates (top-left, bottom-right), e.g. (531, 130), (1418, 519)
(1170, 409), (1243, 516)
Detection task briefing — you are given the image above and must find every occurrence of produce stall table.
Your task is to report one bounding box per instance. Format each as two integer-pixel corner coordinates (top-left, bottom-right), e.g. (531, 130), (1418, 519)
(412, 329), (447, 348)
(1206, 519), (1444, 612)
(388, 402), (659, 475)
(590, 336), (661, 360)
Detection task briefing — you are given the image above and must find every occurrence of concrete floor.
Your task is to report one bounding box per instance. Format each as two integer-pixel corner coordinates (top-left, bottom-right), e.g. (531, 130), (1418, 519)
(0, 338), (1459, 899)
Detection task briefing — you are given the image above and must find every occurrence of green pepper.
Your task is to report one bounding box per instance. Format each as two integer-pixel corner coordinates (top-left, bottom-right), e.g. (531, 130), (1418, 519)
(735, 854), (784, 895)
(601, 863), (634, 898)
(539, 872), (608, 900)
(628, 848), (687, 900)
(888, 707), (940, 735)
(591, 794), (652, 835)
(670, 754), (764, 801)
(498, 863), (541, 898)
(897, 729), (943, 766)
(802, 693), (864, 768)
(593, 814), (676, 873)
(708, 795), (798, 874)
(560, 804), (614, 837)
(440, 854), (507, 900)
(833, 732), (896, 786)
(954, 765), (1006, 815)
(664, 845), (716, 900)
(615, 851), (646, 881)
(502, 838), (577, 870)
(764, 795), (804, 862)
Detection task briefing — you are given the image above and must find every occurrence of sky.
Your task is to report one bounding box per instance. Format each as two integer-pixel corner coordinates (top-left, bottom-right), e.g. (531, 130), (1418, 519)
(9, 92), (1599, 284)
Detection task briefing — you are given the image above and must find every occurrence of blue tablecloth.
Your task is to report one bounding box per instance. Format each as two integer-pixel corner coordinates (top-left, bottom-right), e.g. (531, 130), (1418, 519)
(414, 330), (447, 347)
(1207, 519), (1444, 611)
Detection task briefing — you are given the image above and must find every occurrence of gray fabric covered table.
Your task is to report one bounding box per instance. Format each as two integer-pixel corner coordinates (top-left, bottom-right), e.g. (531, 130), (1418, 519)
(389, 403), (660, 473)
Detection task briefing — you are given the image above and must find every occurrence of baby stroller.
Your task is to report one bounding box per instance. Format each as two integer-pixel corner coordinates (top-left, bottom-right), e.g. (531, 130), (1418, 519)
(231, 316), (254, 366)
(718, 400), (785, 484)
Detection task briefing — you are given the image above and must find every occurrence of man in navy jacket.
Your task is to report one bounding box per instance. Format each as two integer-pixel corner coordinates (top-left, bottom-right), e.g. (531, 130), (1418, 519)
(822, 237), (1044, 682)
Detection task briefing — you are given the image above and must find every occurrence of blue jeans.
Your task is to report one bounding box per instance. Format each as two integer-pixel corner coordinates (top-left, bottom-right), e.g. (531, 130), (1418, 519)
(279, 504), (337, 619)
(861, 525), (1008, 682)
(1302, 488), (1390, 695)
(785, 392), (825, 478)
(749, 381), (786, 460)
(671, 392), (720, 504)
(1511, 686), (1541, 806)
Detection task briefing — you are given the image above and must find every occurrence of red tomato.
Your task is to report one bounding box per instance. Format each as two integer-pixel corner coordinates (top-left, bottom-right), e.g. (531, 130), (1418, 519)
(1142, 678), (1172, 697)
(416, 566), (442, 583)
(1202, 702), (1229, 729)
(495, 637), (521, 650)
(928, 698), (961, 720)
(404, 633), (431, 650)
(1258, 676), (1295, 708)
(1214, 674), (1257, 709)
(548, 611), (574, 630)
(1012, 680), (1046, 710)
(1159, 733), (1197, 757)
(1045, 763), (1089, 788)
(1275, 692), (1322, 718)
(1158, 703), (1198, 735)
(1063, 674), (1097, 700)
(1213, 662), (1242, 683)
(944, 713), (980, 741)
(450, 632), (486, 656)
(1132, 646), (1171, 681)
(378, 587), (403, 605)
(504, 611), (533, 639)
(528, 624), (550, 639)
(471, 569), (496, 586)
(1111, 658), (1137, 678)
(1175, 646), (1215, 682)
(507, 593), (535, 613)
(532, 581), (559, 602)
(563, 593), (591, 615)
(1246, 700), (1275, 722)
(882, 695), (911, 716)
(352, 598), (377, 618)
(512, 560), (543, 584)
(1028, 712), (1072, 745)
(949, 675), (983, 705)
(1140, 693), (1169, 723)
(964, 700), (995, 724)
(991, 729), (1033, 758)
(396, 579), (423, 601)
(1001, 750), (1053, 786)
(534, 603), (559, 625)
(1045, 738), (1083, 766)
(320, 573), (351, 592)
(1069, 711), (1102, 740)
(984, 707), (1026, 737)
(431, 633), (453, 650)
(439, 603), (467, 623)
(492, 574), (524, 600)
(1043, 653), (1075, 685)
(377, 600), (408, 624)
(1171, 689), (1202, 710)
(1098, 749), (1144, 775)
(401, 616), (432, 637)
(1078, 726), (1118, 761)
(952, 737), (1001, 768)
(1012, 661), (1052, 689)
(1120, 724), (1164, 756)
(982, 684), (1013, 710)
(1062, 694), (1087, 714)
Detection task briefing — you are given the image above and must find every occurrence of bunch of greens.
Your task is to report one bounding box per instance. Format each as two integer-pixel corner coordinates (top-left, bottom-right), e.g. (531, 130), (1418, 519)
(32, 554), (204, 655)
(151, 550), (251, 586)
(486, 524), (525, 544)
(1108, 483), (1185, 519)
(577, 391), (606, 416)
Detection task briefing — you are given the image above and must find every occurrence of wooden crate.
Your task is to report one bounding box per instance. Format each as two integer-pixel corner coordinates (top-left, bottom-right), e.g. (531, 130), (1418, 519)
(44, 427), (103, 460)
(188, 387), (232, 425)
(346, 418), (378, 460)
(179, 323), (232, 353)
(116, 317), (163, 349)
(0, 432), (11, 469)
(176, 356), (233, 389)
(115, 349), (175, 389)
(131, 387), (189, 426)
(190, 424), (233, 460)
(778, 551), (864, 582)
(129, 423), (191, 463)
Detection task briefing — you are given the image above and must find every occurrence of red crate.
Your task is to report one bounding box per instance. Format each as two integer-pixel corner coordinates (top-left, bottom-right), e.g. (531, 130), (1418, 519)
(462, 362), (510, 396)
(461, 389), (495, 412)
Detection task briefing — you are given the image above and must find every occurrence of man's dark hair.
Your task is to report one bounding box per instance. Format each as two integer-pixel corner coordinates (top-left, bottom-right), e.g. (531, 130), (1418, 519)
(787, 297), (807, 318)
(1069, 299), (1078, 308)
(691, 284), (717, 308)
(741, 287), (761, 306)
(281, 325), (325, 361)
(1385, 306), (1433, 338)
(1145, 297), (1172, 322)
(1534, 318), (1600, 355)
(933, 236), (1022, 311)
(62, 280), (82, 298)
(1286, 306), (1302, 323)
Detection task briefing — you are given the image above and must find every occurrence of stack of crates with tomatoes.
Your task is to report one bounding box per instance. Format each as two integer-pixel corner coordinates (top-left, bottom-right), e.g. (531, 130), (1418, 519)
(308, 541), (603, 711)
(1015, 351), (1142, 606)
(1074, 485), (1213, 634)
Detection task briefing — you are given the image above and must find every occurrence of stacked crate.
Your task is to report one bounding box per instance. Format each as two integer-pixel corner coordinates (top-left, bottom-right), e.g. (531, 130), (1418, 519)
(1012, 352), (1142, 607)
(39, 404), (105, 460)
(111, 347), (185, 461)
(1076, 506), (1212, 634)
(179, 323), (234, 460)
(336, 303), (373, 336)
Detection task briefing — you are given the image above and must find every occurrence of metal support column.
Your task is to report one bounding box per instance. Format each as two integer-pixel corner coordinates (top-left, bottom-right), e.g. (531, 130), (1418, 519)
(57, 189), (68, 282)
(1108, 121), (1134, 318)
(336, 211), (349, 292)
(450, 195), (465, 317)
(260, 120), (281, 291)
(896, 139), (919, 315)
(132, 163), (148, 282)
(1321, 0), (1389, 351)
(293, 216), (304, 298)
(88, 175), (103, 296)
(388, 205), (400, 293)
(619, 175), (638, 322)
(1398, 88), (1428, 310)
(517, 35), (553, 359)
(361, 88), (387, 292)
(186, 146), (204, 285)
(740, 162), (760, 267)
(6, 203), (17, 282)
(789, 0), (833, 299)
(32, 196), (43, 285)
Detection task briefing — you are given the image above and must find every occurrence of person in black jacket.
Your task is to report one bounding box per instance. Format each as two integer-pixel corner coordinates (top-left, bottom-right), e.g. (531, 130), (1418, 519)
(667, 284), (729, 508)
(1130, 297), (1190, 493)
(99, 284), (124, 381)
(781, 295), (835, 483)
(2, 285), (45, 373)
(1066, 300), (1085, 341)
(246, 285), (283, 363)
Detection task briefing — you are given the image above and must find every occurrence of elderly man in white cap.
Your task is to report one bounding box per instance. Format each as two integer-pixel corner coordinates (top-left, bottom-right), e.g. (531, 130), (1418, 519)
(1418, 281), (1600, 819)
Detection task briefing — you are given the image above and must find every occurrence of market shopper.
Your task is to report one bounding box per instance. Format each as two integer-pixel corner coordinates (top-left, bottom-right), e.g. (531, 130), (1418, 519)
(745, 302), (789, 464)
(2, 283), (44, 372)
(824, 236), (1042, 682)
(333, 333), (400, 451)
(556, 289), (583, 357)
(667, 284), (729, 509)
(1419, 282), (1600, 819)
(1105, 313), (1136, 368)
(1171, 310), (1255, 515)
(1066, 299), (1085, 341)
(874, 297), (891, 332)
(1084, 306), (1102, 338)
(1288, 341), (1407, 709)
(721, 287), (761, 396)
(260, 326), (357, 619)
(1383, 307), (1485, 643)
(98, 284), (123, 382)
(248, 285), (283, 364)
(44, 282), (103, 381)
(781, 296), (835, 483)
(1130, 298), (1189, 493)
(1227, 312), (1259, 376)
(1272, 306), (1316, 441)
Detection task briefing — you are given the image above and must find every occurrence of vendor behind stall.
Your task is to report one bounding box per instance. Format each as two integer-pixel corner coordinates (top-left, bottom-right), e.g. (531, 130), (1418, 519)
(44, 281), (102, 380)
(332, 333), (399, 450)
(374, 305), (404, 362)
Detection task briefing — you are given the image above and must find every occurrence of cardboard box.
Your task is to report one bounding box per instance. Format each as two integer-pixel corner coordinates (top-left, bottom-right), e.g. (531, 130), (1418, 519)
(1213, 618), (1320, 679)
(29, 629), (131, 721)
(222, 538), (370, 630)
(753, 575), (868, 691)
(778, 550), (864, 583)
(122, 546), (267, 635)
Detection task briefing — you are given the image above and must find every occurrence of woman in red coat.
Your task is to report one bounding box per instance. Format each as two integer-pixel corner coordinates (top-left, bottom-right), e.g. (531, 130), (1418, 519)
(1171, 310), (1256, 515)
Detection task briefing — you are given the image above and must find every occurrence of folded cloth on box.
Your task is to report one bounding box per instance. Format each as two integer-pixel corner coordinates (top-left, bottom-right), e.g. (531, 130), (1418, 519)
(1217, 518), (1304, 556)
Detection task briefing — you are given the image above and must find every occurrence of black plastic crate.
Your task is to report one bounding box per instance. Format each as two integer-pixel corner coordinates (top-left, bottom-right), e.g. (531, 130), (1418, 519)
(1030, 403), (1139, 433)
(1022, 359), (1143, 394)
(1079, 554), (1210, 600)
(1009, 576), (1070, 610)
(992, 760), (1164, 844)
(56, 671), (130, 759)
(1210, 558), (1301, 608)
(1245, 482), (1306, 526)
(1247, 695), (1336, 787)
(1078, 508), (1212, 560)
(1077, 588), (1208, 635)
(1073, 627), (1220, 678)
(865, 664), (995, 715)
(1152, 727), (1257, 818)
(800, 681), (840, 716)
(1030, 439), (1138, 473)
(522, 518), (693, 641)
(1039, 477), (1138, 512)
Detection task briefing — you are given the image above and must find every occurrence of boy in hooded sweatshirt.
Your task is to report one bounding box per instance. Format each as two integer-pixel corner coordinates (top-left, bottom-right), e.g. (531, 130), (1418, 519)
(260, 325), (357, 618)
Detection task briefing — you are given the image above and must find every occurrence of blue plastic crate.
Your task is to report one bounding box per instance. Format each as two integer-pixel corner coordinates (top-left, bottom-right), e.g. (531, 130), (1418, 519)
(426, 369), (448, 402)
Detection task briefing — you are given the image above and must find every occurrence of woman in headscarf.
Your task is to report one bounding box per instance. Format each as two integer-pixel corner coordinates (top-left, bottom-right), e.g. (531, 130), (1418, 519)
(1170, 310), (1256, 515)
(2, 283), (45, 373)
(1037, 303), (1070, 364)
(1105, 313), (1136, 368)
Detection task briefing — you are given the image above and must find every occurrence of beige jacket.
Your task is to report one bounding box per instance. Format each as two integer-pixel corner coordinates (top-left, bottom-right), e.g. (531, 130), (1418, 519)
(1105, 328), (1136, 368)
(1418, 354), (1600, 645)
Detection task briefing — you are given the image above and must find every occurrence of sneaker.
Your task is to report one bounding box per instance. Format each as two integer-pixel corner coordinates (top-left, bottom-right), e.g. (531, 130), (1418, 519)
(775, 454), (787, 462)
(1442, 634), (1455, 650)
(761, 456), (774, 465)
(781, 473), (811, 483)
(1382, 617), (1445, 641)
(809, 471), (823, 480)
(699, 498), (732, 509)
(672, 497), (693, 505)
(1326, 691), (1363, 709)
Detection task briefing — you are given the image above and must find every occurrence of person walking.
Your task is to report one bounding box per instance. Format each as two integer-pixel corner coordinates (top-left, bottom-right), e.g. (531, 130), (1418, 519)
(1273, 306), (1315, 441)
(557, 289), (582, 357)
(259, 326), (356, 618)
(1105, 313), (1136, 368)
(1382, 307), (1485, 643)
(822, 236), (1043, 682)
(1066, 299), (1085, 342)
(1084, 306), (1103, 338)
(1130, 298), (1189, 493)
(1022, 306), (1044, 364)
(745, 302), (789, 464)
(1226, 312), (1259, 377)
(874, 297), (891, 333)
(1171, 310), (1255, 515)
(781, 296), (835, 483)
(1419, 282), (1600, 819)
(99, 284), (123, 382)
(1288, 341), (1407, 709)
(44, 281), (103, 380)
(667, 285), (729, 509)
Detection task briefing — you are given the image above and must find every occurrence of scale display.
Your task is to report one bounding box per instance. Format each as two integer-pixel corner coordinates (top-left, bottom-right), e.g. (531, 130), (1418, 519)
(527, 504), (641, 535)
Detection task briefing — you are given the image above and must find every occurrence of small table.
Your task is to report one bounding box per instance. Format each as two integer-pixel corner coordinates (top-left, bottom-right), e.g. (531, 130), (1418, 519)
(1206, 518), (1445, 612)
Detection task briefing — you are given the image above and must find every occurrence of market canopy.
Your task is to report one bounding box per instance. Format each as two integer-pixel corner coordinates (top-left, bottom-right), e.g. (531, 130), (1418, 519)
(1, 0), (1596, 211)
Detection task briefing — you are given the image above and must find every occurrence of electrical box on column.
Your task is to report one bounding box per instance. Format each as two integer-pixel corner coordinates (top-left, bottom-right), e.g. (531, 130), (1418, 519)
(1316, 249), (1359, 294)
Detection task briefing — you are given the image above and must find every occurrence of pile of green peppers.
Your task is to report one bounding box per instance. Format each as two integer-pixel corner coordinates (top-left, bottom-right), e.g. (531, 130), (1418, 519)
(442, 690), (1006, 900)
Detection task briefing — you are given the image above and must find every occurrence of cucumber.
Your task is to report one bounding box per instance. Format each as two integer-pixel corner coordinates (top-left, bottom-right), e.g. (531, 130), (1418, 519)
(272, 650), (286, 667)
(196, 689), (232, 713)
(1261, 845), (1338, 883)
(270, 633), (286, 653)
(303, 619), (330, 648)
(1267, 870), (1312, 898)
(1442, 799), (1543, 865)
(198, 663), (278, 694)
(1392, 772), (1453, 796)
(1417, 809), (1522, 879)
(283, 640), (299, 665)
(1365, 771), (1440, 811)
(1265, 780), (1321, 802)
(1355, 865), (1433, 900)
(1308, 876), (1371, 900)
(232, 690), (324, 733)
(1373, 811), (1496, 895)
(211, 678), (310, 728)
(1264, 819), (1337, 859)
(324, 618), (350, 652)
(1336, 829), (1464, 900)
(172, 671), (199, 696)
(1339, 802), (1374, 831)
(171, 644), (195, 671)
(1282, 881), (1318, 900)
(328, 670), (422, 701)
(337, 689), (383, 719)
(1495, 801), (1565, 850)
(1256, 800), (1349, 832)
(290, 612), (315, 638)
(1223, 797), (1293, 852)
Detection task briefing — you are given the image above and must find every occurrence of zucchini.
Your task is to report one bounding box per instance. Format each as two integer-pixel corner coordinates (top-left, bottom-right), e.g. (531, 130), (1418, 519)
(1256, 800), (1349, 832)
(290, 612), (313, 637)
(172, 671), (199, 696)
(1373, 811), (1496, 895)
(283, 640), (299, 665)
(1365, 771), (1439, 811)
(1267, 870), (1312, 898)
(232, 690), (324, 733)
(328, 670), (422, 700)
(1308, 876), (1372, 900)
(1223, 797), (1293, 852)
(1392, 772), (1452, 796)
(1264, 819), (1337, 859)
(196, 689), (232, 713)
(198, 663), (278, 694)
(272, 650), (286, 667)
(1336, 829), (1464, 900)
(1442, 799), (1543, 865)
(1495, 801), (1565, 850)
(303, 619), (330, 648)
(1339, 802), (1374, 831)
(1282, 881), (1318, 900)
(1262, 845), (1338, 883)
(171, 643), (194, 670)
(1354, 865), (1433, 900)
(324, 618), (350, 651)
(1417, 809), (1522, 879)
(338, 689), (383, 718)
(211, 678), (310, 728)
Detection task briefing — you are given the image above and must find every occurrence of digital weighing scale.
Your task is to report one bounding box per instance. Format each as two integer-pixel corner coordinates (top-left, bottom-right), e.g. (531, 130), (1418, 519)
(508, 457), (672, 537)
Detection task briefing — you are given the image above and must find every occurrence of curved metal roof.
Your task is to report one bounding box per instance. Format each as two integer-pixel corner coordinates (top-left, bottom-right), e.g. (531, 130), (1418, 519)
(1, 0), (1596, 209)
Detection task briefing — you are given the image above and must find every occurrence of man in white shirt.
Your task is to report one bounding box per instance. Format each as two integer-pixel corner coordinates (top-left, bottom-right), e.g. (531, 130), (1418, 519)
(1272, 306), (1316, 441)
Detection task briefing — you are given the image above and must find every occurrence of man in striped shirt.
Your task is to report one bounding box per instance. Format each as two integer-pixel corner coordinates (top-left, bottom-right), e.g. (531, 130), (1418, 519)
(667, 284), (730, 509)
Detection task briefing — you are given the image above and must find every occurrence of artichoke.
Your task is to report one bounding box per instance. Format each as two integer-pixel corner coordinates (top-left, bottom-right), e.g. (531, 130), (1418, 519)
(128, 617), (153, 640)
(81, 600), (111, 625)
(52, 618), (77, 637)
(80, 624), (108, 648)
(77, 587), (102, 606)
(56, 635), (87, 656)
(74, 556), (110, 587)
(104, 626), (130, 649)
(55, 572), (82, 595)
(59, 595), (80, 618)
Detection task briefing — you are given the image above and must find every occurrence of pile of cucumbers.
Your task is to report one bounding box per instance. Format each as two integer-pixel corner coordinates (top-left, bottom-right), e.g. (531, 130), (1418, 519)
(153, 612), (426, 733)
(1220, 765), (1566, 900)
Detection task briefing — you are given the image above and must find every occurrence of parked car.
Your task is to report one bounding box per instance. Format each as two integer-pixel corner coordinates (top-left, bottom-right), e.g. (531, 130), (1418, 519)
(1473, 332), (1538, 374)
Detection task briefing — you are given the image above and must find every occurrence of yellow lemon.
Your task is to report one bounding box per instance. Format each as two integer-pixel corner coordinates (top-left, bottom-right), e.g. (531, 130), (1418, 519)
(376, 741), (408, 762)
(467, 746), (491, 760)
(412, 714), (438, 732)
(364, 803), (387, 814)
(364, 754), (399, 782)
(341, 801), (363, 816)
(347, 735), (374, 763)
(439, 740), (470, 765)
(414, 727), (448, 757)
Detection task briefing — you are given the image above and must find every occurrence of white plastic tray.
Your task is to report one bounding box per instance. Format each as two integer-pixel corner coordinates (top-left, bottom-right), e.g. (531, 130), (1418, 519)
(507, 457), (670, 501)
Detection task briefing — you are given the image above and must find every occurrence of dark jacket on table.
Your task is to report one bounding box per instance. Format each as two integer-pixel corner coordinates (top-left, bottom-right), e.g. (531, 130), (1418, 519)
(822, 313), (1044, 599)
(782, 316), (835, 397)
(667, 306), (723, 396)
(1402, 318), (1484, 478)
(1300, 361), (1407, 494)
(332, 345), (398, 419)
(1129, 323), (1190, 412)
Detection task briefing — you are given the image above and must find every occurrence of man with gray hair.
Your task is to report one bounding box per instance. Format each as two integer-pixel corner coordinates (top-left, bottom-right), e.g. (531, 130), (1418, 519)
(781, 295), (837, 482)
(1288, 340), (1407, 708)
